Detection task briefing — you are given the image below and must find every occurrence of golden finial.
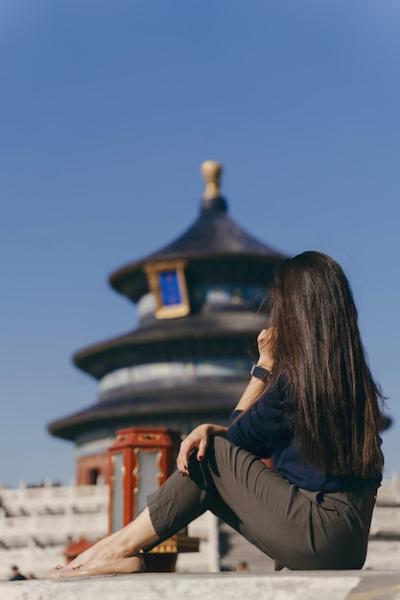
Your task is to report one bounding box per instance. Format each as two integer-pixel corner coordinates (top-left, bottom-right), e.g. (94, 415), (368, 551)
(201, 160), (223, 200)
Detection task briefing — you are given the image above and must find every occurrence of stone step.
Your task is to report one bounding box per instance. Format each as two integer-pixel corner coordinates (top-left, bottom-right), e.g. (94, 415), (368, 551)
(2, 571), (400, 600)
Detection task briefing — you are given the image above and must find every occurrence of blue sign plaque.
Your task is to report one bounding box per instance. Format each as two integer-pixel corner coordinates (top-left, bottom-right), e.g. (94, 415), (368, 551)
(158, 270), (183, 306)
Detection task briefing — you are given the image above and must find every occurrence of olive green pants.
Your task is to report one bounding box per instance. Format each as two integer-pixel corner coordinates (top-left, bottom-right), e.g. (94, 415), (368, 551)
(143, 434), (378, 570)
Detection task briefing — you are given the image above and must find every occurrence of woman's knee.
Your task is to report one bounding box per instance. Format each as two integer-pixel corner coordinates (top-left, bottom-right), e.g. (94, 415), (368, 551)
(206, 434), (229, 458)
(189, 435), (246, 487)
(186, 435), (229, 479)
(204, 434), (242, 478)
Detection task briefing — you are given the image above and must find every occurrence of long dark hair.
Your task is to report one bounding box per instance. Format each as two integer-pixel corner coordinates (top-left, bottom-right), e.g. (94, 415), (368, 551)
(262, 250), (386, 478)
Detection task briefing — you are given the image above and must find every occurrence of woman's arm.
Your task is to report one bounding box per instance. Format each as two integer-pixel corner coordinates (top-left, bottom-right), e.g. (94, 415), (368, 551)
(230, 327), (275, 413)
(233, 368), (271, 412)
(175, 373), (269, 474)
(206, 356), (272, 436)
(177, 328), (276, 473)
(226, 375), (291, 457)
(176, 377), (274, 473)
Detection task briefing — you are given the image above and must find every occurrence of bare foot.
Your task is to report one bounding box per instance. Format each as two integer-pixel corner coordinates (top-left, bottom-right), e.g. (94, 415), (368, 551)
(48, 556), (145, 579)
(64, 536), (109, 571)
(53, 535), (127, 576)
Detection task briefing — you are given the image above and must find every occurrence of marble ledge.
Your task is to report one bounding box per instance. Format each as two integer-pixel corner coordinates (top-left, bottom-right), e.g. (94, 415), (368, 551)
(1, 570), (400, 600)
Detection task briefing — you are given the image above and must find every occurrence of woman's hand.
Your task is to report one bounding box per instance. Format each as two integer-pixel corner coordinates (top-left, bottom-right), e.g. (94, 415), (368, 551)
(257, 327), (276, 371)
(176, 424), (210, 476)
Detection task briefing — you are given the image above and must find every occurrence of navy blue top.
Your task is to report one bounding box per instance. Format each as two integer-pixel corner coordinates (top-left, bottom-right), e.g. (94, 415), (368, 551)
(226, 372), (383, 492)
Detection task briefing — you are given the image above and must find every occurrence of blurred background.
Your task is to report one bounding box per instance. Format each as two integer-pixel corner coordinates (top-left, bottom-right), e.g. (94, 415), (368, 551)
(0, 0), (398, 498)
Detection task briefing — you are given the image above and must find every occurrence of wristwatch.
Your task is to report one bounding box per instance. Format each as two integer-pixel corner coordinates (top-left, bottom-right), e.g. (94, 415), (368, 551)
(250, 364), (272, 382)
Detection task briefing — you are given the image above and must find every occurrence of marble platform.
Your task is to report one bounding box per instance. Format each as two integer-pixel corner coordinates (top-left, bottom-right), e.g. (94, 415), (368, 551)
(1, 570), (400, 600)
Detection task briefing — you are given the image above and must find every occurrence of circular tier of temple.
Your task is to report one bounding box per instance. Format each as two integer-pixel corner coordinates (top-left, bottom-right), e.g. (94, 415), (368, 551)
(47, 161), (287, 483)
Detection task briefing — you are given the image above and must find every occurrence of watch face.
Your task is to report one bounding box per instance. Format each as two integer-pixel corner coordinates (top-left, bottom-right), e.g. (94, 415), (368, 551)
(252, 365), (271, 381)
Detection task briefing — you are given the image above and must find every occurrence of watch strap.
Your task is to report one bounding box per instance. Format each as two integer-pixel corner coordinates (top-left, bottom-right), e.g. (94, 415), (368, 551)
(251, 364), (272, 382)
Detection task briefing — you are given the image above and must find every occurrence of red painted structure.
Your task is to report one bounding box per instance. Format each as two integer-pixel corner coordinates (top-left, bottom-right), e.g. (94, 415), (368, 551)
(107, 426), (199, 571)
(108, 427), (181, 530)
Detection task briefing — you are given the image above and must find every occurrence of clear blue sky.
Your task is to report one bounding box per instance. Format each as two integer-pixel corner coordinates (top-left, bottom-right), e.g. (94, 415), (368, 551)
(0, 1), (399, 487)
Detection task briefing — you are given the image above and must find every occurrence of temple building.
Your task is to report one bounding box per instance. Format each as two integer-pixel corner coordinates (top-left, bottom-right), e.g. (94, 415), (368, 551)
(48, 160), (287, 485)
